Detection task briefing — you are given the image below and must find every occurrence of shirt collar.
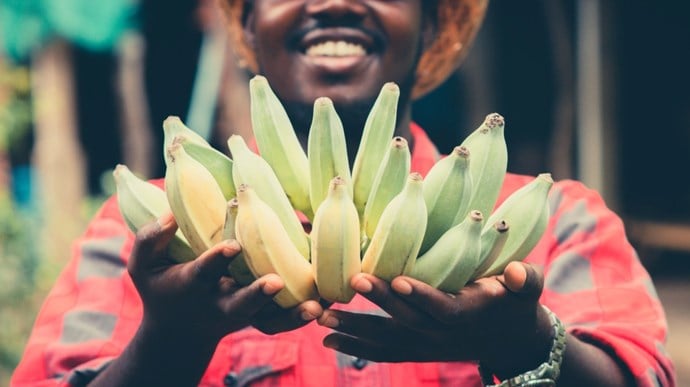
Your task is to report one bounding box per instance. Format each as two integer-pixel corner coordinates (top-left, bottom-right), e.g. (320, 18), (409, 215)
(409, 121), (441, 177)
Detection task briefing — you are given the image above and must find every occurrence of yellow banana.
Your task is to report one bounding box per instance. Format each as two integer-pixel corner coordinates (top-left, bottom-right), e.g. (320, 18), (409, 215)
(234, 184), (319, 308)
(165, 143), (227, 256)
(223, 198), (256, 286)
(307, 97), (352, 215)
(471, 220), (510, 281)
(361, 173), (427, 282)
(173, 135), (236, 201)
(460, 113), (508, 220)
(351, 82), (400, 216)
(227, 134), (310, 260)
(419, 145), (473, 255)
(310, 176), (361, 303)
(477, 173), (554, 277)
(408, 210), (484, 293)
(362, 136), (411, 243)
(162, 116), (236, 200)
(113, 164), (195, 262)
(249, 75), (312, 219)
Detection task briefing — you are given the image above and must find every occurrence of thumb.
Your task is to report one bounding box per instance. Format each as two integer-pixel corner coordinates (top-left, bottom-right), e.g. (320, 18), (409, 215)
(188, 240), (242, 286)
(128, 211), (179, 277)
(501, 261), (544, 300)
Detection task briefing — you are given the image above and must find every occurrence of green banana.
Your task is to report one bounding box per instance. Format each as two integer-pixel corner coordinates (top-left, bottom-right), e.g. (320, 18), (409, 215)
(361, 136), (411, 243)
(162, 116), (210, 167)
(249, 75), (312, 219)
(165, 142), (227, 256)
(223, 197), (256, 286)
(227, 134), (310, 260)
(234, 184), (318, 308)
(307, 97), (352, 215)
(477, 173), (554, 278)
(419, 145), (473, 255)
(310, 176), (361, 303)
(471, 220), (510, 281)
(460, 113), (508, 220)
(361, 173), (427, 282)
(113, 164), (195, 262)
(408, 210), (484, 293)
(351, 82), (400, 216)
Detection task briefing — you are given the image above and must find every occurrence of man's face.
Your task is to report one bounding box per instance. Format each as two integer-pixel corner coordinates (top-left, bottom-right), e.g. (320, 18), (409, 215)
(243, 0), (430, 132)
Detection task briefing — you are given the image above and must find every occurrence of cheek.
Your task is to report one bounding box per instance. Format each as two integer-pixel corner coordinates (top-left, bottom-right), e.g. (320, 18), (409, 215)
(384, 22), (425, 82)
(375, 6), (425, 65)
(252, 3), (299, 59)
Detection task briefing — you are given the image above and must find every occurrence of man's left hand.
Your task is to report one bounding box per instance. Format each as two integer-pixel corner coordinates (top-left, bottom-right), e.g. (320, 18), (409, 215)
(316, 262), (553, 373)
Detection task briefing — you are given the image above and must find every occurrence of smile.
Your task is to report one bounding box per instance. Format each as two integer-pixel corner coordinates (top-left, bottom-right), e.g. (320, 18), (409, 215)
(305, 41), (367, 57)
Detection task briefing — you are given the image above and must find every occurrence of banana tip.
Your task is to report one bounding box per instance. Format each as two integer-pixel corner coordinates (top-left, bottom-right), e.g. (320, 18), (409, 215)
(537, 173), (554, 183)
(315, 96), (333, 106)
(453, 145), (470, 158)
(164, 115), (182, 124)
(484, 113), (505, 129)
(383, 82), (400, 94)
(409, 172), (423, 181)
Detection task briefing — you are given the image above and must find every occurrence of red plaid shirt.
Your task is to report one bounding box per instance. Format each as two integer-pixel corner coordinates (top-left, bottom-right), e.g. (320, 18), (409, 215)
(12, 124), (675, 386)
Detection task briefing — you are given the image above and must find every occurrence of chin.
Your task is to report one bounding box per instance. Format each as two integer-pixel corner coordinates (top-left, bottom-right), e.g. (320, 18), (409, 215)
(308, 81), (384, 105)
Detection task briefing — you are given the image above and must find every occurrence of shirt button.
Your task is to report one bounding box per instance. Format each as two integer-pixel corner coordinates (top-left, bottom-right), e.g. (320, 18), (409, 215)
(352, 357), (368, 370)
(224, 372), (238, 386)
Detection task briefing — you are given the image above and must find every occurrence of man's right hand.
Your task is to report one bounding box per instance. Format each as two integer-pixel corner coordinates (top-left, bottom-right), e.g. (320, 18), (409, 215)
(128, 211), (323, 343)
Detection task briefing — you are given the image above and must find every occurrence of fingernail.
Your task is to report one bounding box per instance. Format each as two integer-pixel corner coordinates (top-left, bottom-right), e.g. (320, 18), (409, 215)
(392, 279), (413, 295)
(261, 281), (282, 296)
(301, 310), (316, 321)
(222, 240), (241, 256)
(352, 275), (373, 294)
(156, 212), (175, 229)
(319, 314), (340, 328)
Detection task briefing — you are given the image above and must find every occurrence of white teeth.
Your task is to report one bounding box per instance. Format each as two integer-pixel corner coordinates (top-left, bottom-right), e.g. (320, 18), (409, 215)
(305, 41), (366, 57)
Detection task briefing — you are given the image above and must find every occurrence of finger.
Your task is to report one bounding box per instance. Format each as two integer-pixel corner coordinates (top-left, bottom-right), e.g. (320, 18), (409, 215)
(218, 273), (283, 316)
(323, 333), (406, 363)
(297, 299), (325, 322)
(502, 262), (544, 300)
(389, 276), (468, 325)
(349, 273), (437, 328)
(188, 240), (242, 286)
(318, 309), (416, 345)
(128, 212), (178, 277)
(251, 297), (323, 335)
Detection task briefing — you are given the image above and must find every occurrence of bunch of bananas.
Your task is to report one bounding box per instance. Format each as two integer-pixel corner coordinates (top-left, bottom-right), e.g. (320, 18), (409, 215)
(114, 76), (553, 308)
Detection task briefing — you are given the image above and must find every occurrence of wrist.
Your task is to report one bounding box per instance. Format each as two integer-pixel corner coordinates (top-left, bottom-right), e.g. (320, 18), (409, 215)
(140, 313), (222, 350)
(479, 306), (566, 386)
(89, 318), (220, 386)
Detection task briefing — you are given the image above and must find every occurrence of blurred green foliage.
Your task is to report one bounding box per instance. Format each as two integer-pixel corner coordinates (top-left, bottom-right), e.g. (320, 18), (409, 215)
(0, 59), (38, 384)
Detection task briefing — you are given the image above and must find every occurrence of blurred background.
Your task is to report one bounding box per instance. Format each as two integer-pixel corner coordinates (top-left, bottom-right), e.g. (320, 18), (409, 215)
(0, 0), (688, 384)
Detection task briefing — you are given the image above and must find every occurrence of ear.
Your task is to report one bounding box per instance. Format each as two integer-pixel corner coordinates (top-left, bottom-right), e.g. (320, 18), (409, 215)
(242, 1), (257, 50)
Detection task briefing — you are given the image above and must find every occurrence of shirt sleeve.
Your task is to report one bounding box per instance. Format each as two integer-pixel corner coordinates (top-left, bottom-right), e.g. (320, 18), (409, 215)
(11, 196), (142, 387)
(534, 179), (676, 387)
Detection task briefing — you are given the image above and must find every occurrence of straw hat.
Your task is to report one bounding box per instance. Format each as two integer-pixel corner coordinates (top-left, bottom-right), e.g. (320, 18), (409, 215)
(218, 0), (488, 99)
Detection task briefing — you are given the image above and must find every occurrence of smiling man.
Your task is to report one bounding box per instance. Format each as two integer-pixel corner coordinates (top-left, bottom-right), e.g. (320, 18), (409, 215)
(11, 1), (676, 386)
(223, 0), (475, 156)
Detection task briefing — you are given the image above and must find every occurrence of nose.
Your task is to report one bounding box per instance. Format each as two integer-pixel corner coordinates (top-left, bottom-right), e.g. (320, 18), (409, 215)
(305, 0), (367, 22)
